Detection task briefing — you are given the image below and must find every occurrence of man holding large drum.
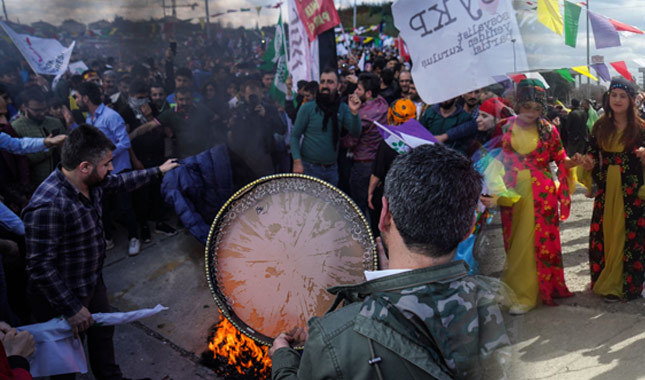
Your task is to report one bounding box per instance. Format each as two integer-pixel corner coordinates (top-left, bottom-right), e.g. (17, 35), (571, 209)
(270, 143), (510, 379)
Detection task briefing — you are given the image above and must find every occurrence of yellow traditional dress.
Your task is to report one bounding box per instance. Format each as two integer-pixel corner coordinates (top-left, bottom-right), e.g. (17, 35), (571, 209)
(584, 129), (645, 299)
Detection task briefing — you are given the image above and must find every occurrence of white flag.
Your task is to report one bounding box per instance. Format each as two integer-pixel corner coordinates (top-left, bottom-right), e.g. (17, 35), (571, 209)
(287, 0), (317, 89)
(391, 0), (528, 104)
(0, 21), (75, 77)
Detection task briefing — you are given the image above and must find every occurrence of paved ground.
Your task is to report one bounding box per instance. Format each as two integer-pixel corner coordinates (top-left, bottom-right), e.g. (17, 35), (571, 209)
(75, 187), (644, 380)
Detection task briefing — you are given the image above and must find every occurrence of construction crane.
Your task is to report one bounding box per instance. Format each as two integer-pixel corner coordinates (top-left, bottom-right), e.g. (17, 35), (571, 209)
(162, 0), (199, 18)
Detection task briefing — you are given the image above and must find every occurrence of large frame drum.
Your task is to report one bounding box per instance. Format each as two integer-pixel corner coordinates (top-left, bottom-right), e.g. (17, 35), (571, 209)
(206, 174), (377, 346)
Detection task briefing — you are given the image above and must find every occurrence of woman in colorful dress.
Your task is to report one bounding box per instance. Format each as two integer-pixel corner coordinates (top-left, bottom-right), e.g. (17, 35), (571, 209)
(581, 77), (645, 302)
(481, 79), (578, 314)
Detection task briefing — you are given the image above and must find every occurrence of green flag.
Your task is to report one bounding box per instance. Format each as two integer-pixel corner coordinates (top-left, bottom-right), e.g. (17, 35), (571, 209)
(268, 15), (289, 105)
(260, 14), (283, 71)
(556, 68), (575, 83)
(564, 1), (582, 48)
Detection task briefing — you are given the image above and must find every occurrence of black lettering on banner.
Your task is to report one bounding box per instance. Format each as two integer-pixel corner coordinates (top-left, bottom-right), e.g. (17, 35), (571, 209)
(428, 0), (457, 32)
(409, 10), (433, 37)
(459, 0), (482, 21)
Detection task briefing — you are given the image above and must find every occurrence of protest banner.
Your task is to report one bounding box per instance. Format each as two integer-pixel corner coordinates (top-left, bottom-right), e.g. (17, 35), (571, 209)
(294, 0), (340, 42)
(288, 0), (317, 86)
(391, 0), (528, 104)
(0, 21), (75, 77)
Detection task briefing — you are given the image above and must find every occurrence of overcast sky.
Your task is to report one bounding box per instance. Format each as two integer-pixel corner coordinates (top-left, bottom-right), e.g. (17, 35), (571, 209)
(3, 0), (645, 83)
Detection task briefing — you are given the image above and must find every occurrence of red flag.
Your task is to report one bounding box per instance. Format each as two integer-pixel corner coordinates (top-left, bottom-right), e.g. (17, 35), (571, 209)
(295, 0), (340, 42)
(395, 37), (410, 62)
(508, 74), (527, 83)
(608, 19), (643, 34)
(610, 61), (634, 81)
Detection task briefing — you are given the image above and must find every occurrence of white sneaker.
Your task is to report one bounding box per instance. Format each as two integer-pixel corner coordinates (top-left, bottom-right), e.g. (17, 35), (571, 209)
(509, 304), (531, 315)
(128, 238), (141, 256)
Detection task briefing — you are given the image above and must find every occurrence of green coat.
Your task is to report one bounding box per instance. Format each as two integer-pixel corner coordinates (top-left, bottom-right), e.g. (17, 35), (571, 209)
(11, 116), (65, 186)
(271, 261), (510, 380)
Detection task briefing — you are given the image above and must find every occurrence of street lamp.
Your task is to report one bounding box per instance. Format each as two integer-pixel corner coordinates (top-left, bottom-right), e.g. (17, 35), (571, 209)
(511, 38), (517, 73)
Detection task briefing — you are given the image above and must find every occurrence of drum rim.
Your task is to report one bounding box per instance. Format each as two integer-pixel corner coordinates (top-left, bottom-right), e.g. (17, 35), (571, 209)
(204, 173), (377, 348)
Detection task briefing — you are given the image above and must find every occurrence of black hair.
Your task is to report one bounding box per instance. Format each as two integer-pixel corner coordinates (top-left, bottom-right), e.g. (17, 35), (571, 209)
(320, 66), (339, 81)
(20, 87), (47, 105)
(303, 81), (319, 94)
(373, 57), (386, 71)
(384, 144), (482, 257)
(78, 82), (103, 105)
(380, 68), (395, 87)
(61, 124), (116, 170)
(150, 81), (165, 90)
(131, 63), (149, 80)
(175, 86), (194, 96)
(297, 80), (308, 90)
(129, 80), (149, 96)
(175, 67), (193, 81)
(358, 72), (381, 98)
(570, 98), (580, 108)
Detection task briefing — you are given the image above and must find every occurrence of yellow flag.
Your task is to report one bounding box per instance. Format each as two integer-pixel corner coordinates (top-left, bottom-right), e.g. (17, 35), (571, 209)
(572, 66), (598, 81)
(555, 99), (571, 113)
(109, 27), (118, 36)
(199, 18), (205, 30)
(538, 0), (564, 35)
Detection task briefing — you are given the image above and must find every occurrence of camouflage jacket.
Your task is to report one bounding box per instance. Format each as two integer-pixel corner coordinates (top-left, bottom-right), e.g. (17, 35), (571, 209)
(271, 261), (510, 380)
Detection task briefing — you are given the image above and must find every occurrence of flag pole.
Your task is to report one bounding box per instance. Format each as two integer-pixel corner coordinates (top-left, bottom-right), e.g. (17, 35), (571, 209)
(586, 0), (590, 97)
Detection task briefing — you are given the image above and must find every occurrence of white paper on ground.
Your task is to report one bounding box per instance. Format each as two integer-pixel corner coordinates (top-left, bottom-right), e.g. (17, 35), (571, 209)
(17, 304), (168, 377)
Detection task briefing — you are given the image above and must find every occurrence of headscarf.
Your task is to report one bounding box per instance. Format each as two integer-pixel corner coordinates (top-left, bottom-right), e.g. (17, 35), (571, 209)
(479, 97), (514, 120)
(609, 77), (636, 98)
(516, 79), (547, 111)
(387, 98), (417, 125)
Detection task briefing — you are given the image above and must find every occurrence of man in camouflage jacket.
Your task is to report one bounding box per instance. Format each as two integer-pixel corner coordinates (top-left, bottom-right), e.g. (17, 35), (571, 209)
(270, 144), (510, 380)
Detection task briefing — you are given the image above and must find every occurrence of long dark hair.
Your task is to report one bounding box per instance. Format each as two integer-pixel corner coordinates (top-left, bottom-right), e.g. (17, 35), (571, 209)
(592, 90), (644, 150)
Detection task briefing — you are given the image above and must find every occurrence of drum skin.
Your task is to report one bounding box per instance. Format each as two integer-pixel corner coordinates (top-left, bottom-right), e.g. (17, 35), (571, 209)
(206, 174), (376, 346)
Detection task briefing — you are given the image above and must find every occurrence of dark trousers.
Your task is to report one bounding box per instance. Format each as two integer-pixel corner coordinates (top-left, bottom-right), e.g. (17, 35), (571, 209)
(30, 276), (123, 380)
(132, 177), (163, 225)
(349, 161), (372, 218)
(103, 191), (138, 240)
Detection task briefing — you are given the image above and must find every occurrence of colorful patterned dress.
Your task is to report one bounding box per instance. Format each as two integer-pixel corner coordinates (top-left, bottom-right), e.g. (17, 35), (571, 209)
(498, 117), (573, 309)
(587, 129), (645, 299)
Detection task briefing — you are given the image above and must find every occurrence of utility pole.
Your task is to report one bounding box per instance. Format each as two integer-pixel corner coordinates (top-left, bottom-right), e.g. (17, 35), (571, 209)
(352, 0), (356, 29)
(204, 0), (210, 40)
(162, 0), (166, 17)
(586, 0), (590, 97)
(1, 0), (8, 21)
(172, 0), (177, 17)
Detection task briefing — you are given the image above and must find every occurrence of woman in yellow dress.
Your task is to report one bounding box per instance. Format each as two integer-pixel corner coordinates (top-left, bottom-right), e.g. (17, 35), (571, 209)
(581, 77), (645, 302)
(482, 79), (579, 314)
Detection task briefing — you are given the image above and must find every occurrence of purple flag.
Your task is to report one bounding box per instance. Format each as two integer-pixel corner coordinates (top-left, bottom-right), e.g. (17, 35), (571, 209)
(591, 63), (611, 82)
(374, 119), (437, 154)
(588, 11), (621, 49)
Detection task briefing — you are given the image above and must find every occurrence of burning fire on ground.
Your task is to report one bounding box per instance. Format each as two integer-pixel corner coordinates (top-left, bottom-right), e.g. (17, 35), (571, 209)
(200, 318), (272, 379)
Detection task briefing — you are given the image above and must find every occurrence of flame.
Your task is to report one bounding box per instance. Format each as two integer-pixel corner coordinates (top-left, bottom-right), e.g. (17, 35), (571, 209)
(207, 318), (272, 378)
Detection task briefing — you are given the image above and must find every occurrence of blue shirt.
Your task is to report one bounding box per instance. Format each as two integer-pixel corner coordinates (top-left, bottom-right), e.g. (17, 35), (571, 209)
(84, 103), (132, 173)
(0, 131), (47, 235)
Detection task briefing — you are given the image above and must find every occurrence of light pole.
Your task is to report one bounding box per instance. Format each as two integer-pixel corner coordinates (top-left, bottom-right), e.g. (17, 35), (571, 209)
(204, 0), (210, 40)
(1, 0), (8, 21)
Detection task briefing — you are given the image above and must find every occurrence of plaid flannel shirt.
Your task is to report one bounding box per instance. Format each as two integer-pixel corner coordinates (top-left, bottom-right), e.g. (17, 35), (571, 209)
(23, 166), (161, 317)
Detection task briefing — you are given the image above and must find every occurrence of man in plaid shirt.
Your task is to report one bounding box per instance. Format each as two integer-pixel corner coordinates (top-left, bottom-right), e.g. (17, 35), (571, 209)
(23, 124), (178, 380)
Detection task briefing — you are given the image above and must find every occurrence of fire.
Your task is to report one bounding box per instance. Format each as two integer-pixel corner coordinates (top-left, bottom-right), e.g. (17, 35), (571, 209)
(203, 317), (272, 379)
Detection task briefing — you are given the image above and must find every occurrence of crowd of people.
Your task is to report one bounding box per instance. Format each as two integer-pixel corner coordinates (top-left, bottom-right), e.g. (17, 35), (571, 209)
(0, 25), (644, 379)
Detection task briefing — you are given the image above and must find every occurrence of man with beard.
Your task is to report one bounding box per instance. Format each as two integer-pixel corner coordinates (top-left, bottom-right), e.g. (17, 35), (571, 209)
(406, 81), (427, 119)
(76, 82), (142, 255)
(269, 144), (510, 379)
(23, 124), (178, 380)
(150, 82), (170, 114)
(102, 70), (118, 100)
(227, 78), (286, 184)
(461, 89), (481, 117)
(157, 86), (221, 159)
(420, 96), (476, 155)
(290, 68), (362, 186)
(12, 87), (66, 186)
(398, 70), (412, 99)
(342, 72), (388, 216)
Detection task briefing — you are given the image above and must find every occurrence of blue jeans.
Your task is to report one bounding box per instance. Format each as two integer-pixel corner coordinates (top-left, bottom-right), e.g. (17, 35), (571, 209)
(302, 161), (339, 187)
